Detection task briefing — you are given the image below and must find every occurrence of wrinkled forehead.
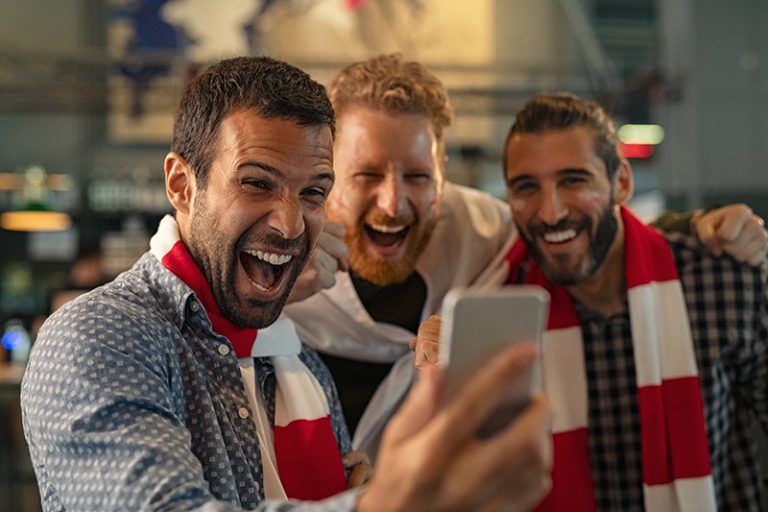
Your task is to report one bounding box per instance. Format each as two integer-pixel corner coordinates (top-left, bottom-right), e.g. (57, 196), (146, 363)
(505, 127), (604, 177)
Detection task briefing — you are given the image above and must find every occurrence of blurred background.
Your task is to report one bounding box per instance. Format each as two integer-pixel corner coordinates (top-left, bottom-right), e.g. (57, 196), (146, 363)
(0, 0), (766, 510)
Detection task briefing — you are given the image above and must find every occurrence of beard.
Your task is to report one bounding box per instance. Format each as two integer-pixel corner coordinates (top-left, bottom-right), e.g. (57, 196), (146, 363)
(187, 194), (310, 329)
(343, 210), (438, 286)
(518, 202), (618, 286)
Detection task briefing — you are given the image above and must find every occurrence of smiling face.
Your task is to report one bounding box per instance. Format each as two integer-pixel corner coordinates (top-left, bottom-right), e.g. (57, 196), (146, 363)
(167, 110), (334, 328)
(504, 125), (631, 286)
(329, 107), (445, 285)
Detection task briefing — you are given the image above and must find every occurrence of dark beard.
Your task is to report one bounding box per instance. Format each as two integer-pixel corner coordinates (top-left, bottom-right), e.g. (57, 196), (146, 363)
(187, 196), (309, 329)
(519, 203), (618, 286)
(226, 234), (310, 328)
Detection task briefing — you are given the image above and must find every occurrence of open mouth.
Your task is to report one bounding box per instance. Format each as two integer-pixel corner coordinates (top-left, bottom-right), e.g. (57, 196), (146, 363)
(542, 228), (579, 244)
(364, 223), (410, 248)
(239, 249), (293, 292)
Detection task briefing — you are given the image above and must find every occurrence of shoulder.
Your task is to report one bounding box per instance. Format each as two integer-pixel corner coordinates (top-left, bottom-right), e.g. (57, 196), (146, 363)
(430, 182), (514, 248)
(28, 256), (185, 387)
(665, 231), (767, 314)
(441, 182), (511, 226)
(667, 232), (766, 286)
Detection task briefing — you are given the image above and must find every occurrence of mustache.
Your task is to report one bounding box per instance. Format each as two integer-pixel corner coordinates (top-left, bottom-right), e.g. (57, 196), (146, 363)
(239, 232), (308, 256)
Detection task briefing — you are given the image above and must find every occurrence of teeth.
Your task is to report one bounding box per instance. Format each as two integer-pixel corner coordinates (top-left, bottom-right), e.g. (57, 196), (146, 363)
(543, 229), (577, 243)
(369, 223), (406, 234)
(244, 250), (293, 265)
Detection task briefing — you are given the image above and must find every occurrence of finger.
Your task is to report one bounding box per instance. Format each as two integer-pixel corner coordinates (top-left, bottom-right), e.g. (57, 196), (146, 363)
(323, 220), (346, 238)
(438, 396), (552, 509)
(316, 267), (337, 291)
(714, 207), (750, 244)
(414, 315), (442, 368)
(348, 462), (374, 488)
(695, 213), (721, 250)
(383, 364), (442, 445)
(720, 232), (752, 262)
(417, 315), (442, 344)
(343, 450), (371, 468)
(314, 248), (339, 273)
(318, 231), (349, 261)
(317, 221), (349, 271)
(473, 397), (552, 491)
(747, 239), (768, 267)
(422, 343), (539, 456)
(736, 233), (768, 266)
(414, 341), (440, 368)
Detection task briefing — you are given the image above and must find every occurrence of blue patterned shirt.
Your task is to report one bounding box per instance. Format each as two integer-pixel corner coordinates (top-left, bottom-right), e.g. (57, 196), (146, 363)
(21, 253), (358, 511)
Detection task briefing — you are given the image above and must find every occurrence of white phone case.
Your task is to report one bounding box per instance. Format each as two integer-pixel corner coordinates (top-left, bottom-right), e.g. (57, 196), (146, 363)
(439, 285), (549, 437)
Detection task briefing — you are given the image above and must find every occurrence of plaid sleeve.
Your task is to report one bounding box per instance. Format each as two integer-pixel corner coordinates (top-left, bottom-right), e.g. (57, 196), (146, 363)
(745, 261), (768, 426)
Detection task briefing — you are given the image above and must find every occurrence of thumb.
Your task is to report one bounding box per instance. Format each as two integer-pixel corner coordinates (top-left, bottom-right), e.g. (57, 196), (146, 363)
(696, 213), (722, 254)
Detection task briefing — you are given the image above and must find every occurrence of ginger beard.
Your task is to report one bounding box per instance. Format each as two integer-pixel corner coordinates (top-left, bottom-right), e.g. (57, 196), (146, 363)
(187, 190), (311, 329)
(333, 201), (439, 286)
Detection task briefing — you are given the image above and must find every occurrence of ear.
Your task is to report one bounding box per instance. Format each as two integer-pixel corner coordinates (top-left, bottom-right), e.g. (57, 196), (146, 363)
(164, 152), (195, 215)
(613, 158), (634, 204)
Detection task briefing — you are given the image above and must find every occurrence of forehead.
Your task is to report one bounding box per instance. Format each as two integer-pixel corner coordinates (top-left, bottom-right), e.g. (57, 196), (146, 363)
(215, 109), (334, 168)
(334, 107), (438, 162)
(505, 125), (605, 178)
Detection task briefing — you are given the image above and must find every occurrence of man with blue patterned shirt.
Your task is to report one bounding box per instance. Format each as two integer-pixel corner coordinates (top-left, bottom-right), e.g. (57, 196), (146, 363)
(21, 56), (552, 511)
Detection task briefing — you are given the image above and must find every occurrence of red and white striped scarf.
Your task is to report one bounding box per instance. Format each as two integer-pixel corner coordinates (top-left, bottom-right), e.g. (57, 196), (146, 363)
(150, 215), (347, 501)
(506, 207), (716, 512)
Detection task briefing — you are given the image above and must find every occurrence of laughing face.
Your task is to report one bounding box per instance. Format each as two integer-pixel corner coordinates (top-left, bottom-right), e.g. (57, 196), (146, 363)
(169, 110), (334, 328)
(329, 107), (444, 285)
(504, 125), (631, 286)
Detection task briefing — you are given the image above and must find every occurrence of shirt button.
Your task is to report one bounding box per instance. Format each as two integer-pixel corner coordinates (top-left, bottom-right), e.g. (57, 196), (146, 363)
(238, 407), (250, 419)
(218, 344), (230, 356)
(253, 481), (260, 493)
(190, 302), (200, 312)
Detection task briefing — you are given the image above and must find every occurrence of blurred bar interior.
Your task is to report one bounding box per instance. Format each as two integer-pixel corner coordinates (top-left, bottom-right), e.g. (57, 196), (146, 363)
(1, 1), (767, 510)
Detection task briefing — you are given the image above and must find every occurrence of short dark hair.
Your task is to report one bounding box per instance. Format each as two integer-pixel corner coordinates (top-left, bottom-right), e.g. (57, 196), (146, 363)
(329, 53), (452, 153)
(504, 92), (622, 180)
(172, 56), (335, 185)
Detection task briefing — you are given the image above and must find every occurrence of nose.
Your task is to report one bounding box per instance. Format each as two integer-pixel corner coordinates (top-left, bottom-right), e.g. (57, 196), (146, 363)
(537, 185), (568, 226)
(269, 196), (305, 240)
(376, 174), (407, 218)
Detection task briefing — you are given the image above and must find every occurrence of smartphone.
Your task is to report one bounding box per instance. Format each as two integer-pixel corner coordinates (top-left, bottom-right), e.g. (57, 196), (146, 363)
(439, 285), (549, 438)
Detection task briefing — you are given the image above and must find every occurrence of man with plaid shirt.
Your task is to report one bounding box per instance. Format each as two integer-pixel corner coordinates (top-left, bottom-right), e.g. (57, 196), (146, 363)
(502, 92), (767, 511)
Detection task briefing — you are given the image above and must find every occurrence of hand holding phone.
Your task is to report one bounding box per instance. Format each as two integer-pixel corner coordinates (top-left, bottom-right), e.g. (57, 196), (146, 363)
(439, 285), (549, 438)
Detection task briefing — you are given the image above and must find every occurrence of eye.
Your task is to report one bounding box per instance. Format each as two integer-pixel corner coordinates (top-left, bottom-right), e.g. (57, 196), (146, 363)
(243, 178), (272, 191)
(301, 186), (328, 203)
(404, 172), (432, 183)
(560, 175), (588, 186)
(510, 181), (539, 195)
(356, 171), (381, 178)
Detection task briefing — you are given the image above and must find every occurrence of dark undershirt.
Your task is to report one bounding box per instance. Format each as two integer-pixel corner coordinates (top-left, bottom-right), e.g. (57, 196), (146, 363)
(320, 270), (428, 433)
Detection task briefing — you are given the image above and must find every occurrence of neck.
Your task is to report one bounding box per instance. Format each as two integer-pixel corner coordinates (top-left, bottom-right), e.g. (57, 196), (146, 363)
(566, 212), (626, 318)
